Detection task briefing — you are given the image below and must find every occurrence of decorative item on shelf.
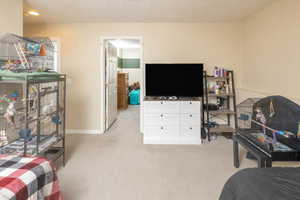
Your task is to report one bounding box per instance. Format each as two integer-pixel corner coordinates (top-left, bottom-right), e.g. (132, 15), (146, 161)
(214, 84), (220, 95)
(213, 80), (227, 95)
(26, 42), (41, 55)
(217, 97), (226, 109)
(39, 44), (47, 56)
(213, 67), (218, 77)
(207, 82), (215, 94)
(213, 67), (229, 78)
(217, 81), (226, 93)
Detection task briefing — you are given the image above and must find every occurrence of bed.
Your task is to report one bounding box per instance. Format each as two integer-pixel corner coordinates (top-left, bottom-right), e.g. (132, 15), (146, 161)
(219, 167), (300, 200)
(0, 155), (62, 200)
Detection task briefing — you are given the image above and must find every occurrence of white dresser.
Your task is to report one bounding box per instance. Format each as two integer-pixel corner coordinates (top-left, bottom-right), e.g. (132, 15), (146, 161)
(142, 99), (202, 144)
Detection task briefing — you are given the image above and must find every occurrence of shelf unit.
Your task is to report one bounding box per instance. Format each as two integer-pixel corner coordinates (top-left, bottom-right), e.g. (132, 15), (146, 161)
(203, 70), (238, 141)
(0, 73), (66, 166)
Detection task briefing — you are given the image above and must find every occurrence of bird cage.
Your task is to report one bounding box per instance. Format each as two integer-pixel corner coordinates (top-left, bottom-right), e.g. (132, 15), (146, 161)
(0, 33), (66, 165)
(0, 74), (66, 161)
(0, 33), (55, 73)
(237, 98), (261, 129)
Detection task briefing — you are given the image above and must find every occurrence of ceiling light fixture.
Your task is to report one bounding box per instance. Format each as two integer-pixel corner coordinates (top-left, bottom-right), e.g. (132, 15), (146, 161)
(28, 11), (40, 16)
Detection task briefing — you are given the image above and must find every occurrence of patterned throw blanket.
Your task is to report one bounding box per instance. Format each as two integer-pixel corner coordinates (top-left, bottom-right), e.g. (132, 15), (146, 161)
(0, 156), (62, 200)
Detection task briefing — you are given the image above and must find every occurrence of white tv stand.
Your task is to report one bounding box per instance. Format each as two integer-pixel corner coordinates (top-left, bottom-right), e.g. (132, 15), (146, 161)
(142, 97), (202, 144)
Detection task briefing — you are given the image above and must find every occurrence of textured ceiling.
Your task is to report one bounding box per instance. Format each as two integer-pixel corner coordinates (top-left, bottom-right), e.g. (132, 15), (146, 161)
(24, 0), (275, 24)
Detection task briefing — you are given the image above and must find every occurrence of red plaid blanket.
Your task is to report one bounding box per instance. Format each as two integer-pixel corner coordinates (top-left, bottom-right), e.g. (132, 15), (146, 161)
(0, 156), (62, 200)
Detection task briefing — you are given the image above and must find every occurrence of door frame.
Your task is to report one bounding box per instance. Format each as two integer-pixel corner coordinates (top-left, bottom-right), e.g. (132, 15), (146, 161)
(100, 36), (144, 133)
(50, 37), (61, 73)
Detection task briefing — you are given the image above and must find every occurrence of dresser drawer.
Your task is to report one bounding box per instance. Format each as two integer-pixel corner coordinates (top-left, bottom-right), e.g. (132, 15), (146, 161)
(180, 114), (201, 126)
(180, 101), (201, 114)
(180, 126), (201, 138)
(144, 126), (180, 138)
(143, 101), (180, 113)
(144, 114), (179, 126)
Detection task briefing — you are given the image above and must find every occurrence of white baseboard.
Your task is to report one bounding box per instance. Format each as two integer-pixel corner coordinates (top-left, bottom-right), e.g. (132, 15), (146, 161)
(236, 88), (269, 104)
(143, 137), (202, 145)
(66, 129), (103, 135)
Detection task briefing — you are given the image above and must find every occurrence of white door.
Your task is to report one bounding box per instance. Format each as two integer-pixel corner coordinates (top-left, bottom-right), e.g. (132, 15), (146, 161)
(105, 41), (118, 130)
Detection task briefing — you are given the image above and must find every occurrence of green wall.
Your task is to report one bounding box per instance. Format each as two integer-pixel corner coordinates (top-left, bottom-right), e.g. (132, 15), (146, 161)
(118, 57), (140, 69)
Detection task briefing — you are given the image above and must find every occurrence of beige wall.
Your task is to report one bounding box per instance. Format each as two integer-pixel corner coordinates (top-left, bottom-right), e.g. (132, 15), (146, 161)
(24, 22), (242, 132)
(21, 0), (300, 132)
(241, 0), (300, 103)
(0, 0), (23, 35)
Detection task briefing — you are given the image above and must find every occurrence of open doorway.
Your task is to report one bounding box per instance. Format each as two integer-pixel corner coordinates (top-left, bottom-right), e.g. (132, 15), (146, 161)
(101, 37), (143, 133)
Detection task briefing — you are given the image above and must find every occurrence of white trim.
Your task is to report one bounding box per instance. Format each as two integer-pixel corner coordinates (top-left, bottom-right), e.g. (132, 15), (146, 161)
(100, 38), (105, 134)
(143, 138), (202, 145)
(50, 37), (61, 73)
(100, 36), (144, 134)
(66, 129), (103, 135)
(139, 40), (144, 134)
(237, 87), (300, 105)
(238, 88), (272, 96)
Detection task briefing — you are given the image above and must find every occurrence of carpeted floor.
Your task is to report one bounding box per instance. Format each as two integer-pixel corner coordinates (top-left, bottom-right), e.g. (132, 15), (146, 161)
(57, 106), (257, 200)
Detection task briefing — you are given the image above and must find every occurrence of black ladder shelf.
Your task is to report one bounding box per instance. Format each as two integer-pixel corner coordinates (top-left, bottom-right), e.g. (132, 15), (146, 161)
(203, 70), (238, 141)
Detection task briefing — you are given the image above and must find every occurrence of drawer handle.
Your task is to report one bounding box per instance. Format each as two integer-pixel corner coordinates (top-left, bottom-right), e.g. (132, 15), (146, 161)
(190, 114), (193, 117)
(161, 114), (163, 117)
(190, 127), (193, 130)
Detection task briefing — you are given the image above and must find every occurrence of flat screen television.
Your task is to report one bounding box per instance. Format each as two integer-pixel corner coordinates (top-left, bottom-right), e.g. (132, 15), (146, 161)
(145, 63), (203, 97)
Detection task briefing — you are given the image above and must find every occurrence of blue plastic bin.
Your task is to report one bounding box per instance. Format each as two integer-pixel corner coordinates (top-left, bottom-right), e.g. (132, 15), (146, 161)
(129, 89), (140, 105)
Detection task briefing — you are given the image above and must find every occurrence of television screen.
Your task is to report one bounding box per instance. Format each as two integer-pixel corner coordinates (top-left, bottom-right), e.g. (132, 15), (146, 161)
(145, 63), (203, 97)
